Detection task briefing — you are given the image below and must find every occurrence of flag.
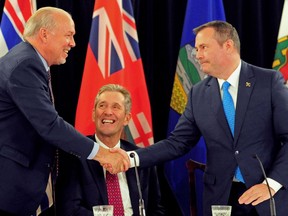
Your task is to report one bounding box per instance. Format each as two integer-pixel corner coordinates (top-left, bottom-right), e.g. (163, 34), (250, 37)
(0, 0), (36, 57)
(75, 0), (153, 147)
(273, 0), (288, 80)
(165, 0), (225, 215)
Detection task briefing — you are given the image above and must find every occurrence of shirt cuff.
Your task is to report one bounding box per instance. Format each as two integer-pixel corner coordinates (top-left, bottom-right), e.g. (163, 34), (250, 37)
(127, 150), (139, 168)
(87, 142), (99, 159)
(263, 178), (282, 193)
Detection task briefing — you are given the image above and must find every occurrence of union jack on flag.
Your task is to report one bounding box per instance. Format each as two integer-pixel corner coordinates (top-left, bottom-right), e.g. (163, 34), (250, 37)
(0, 0), (36, 57)
(90, 0), (141, 78)
(76, 0), (154, 147)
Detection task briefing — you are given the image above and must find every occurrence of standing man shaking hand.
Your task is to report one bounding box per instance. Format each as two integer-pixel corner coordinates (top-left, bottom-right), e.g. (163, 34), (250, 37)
(111, 21), (288, 216)
(0, 7), (128, 216)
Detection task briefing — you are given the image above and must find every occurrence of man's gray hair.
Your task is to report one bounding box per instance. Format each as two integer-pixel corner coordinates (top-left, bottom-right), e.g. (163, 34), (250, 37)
(94, 84), (132, 113)
(23, 7), (71, 40)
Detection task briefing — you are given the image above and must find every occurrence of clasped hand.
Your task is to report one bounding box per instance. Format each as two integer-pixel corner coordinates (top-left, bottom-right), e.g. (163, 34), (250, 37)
(94, 146), (130, 174)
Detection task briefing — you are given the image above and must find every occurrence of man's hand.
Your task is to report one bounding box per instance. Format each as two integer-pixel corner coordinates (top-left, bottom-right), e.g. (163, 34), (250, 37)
(94, 146), (130, 173)
(238, 183), (275, 206)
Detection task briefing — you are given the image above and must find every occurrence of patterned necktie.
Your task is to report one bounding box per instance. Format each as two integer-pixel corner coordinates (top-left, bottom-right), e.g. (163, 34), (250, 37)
(36, 174), (53, 215)
(36, 70), (55, 215)
(222, 81), (245, 183)
(47, 70), (59, 178)
(106, 171), (124, 216)
(47, 69), (55, 104)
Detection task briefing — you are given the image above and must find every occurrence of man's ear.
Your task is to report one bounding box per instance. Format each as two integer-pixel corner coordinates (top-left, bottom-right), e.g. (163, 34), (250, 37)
(38, 28), (51, 43)
(225, 39), (234, 52)
(39, 28), (48, 42)
(123, 113), (132, 126)
(92, 108), (96, 122)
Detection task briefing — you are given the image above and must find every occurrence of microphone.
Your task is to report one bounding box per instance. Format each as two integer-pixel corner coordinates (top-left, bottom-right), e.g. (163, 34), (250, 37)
(130, 152), (146, 216)
(253, 154), (276, 216)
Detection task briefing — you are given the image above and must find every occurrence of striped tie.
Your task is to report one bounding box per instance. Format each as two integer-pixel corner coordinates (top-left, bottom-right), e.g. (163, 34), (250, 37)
(36, 70), (55, 215)
(36, 174), (53, 215)
(47, 69), (54, 104)
(222, 81), (245, 183)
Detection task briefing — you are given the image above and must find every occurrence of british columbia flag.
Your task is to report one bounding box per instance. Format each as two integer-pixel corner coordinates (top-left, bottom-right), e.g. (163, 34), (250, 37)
(76, 0), (153, 147)
(0, 0), (36, 57)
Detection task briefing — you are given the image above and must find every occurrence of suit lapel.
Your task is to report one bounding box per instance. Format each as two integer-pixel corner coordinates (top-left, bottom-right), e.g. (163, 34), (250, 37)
(87, 158), (108, 203)
(234, 61), (255, 146)
(120, 143), (139, 214)
(85, 135), (108, 203)
(126, 169), (139, 214)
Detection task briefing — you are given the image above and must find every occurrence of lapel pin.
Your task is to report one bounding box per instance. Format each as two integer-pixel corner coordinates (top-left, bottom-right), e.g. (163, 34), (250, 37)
(245, 82), (251, 87)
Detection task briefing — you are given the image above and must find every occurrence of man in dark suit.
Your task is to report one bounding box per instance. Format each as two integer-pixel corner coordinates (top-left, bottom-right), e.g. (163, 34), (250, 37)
(56, 84), (165, 216)
(111, 21), (288, 216)
(0, 7), (128, 216)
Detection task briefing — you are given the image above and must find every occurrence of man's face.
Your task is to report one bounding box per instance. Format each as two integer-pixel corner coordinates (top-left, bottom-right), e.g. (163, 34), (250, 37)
(45, 14), (76, 66)
(194, 27), (228, 78)
(93, 91), (131, 139)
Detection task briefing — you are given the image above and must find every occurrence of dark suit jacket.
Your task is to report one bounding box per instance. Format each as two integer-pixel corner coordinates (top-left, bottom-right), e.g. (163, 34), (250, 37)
(56, 136), (165, 216)
(137, 61), (288, 216)
(0, 42), (94, 215)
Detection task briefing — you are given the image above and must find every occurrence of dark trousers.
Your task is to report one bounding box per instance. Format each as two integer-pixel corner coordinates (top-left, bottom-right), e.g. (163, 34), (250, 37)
(0, 206), (55, 216)
(228, 182), (259, 216)
(0, 210), (14, 216)
(39, 206), (55, 216)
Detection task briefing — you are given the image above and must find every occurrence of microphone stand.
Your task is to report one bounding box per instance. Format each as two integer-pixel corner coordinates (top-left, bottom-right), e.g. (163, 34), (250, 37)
(130, 153), (146, 216)
(254, 154), (276, 216)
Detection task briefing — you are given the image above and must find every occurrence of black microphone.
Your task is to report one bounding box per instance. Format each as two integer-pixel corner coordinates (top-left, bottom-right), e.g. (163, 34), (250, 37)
(130, 152), (145, 216)
(253, 154), (276, 216)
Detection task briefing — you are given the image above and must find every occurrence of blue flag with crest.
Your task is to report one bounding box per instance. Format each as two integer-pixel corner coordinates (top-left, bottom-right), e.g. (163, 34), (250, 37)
(165, 0), (226, 215)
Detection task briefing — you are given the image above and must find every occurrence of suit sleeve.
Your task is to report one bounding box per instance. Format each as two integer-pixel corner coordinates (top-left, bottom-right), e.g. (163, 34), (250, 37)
(7, 58), (94, 159)
(137, 86), (201, 167)
(269, 71), (288, 188)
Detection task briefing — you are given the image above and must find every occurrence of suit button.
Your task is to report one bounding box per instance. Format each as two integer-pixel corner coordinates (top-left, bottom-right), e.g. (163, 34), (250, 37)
(235, 151), (239, 155)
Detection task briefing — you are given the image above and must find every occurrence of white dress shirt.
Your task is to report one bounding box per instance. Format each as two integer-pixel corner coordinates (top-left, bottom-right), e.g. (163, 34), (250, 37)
(95, 135), (133, 215)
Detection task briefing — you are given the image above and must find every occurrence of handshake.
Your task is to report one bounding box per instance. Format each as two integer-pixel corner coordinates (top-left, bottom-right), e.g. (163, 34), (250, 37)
(94, 146), (131, 174)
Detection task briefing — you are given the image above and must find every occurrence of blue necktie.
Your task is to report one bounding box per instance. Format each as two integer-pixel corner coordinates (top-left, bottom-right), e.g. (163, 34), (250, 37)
(222, 81), (245, 183)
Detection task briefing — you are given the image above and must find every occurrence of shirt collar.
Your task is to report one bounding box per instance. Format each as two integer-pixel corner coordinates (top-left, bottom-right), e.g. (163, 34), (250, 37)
(218, 61), (241, 89)
(94, 134), (121, 149)
(28, 42), (50, 72)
